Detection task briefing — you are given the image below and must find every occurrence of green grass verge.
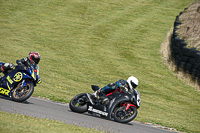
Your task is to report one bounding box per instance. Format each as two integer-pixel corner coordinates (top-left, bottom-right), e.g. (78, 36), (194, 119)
(0, 111), (102, 133)
(0, 0), (199, 132)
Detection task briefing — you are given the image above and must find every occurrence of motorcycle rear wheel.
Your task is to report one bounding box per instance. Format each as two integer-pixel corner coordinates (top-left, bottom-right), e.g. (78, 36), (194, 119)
(114, 106), (137, 123)
(69, 93), (88, 113)
(11, 82), (34, 102)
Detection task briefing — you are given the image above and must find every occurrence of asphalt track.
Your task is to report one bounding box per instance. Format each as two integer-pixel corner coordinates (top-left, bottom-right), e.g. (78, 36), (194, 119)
(0, 96), (176, 133)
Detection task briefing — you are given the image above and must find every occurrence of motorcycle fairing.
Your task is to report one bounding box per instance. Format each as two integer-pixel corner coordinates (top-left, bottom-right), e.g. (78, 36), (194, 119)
(87, 103), (108, 117)
(0, 87), (10, 96)
(107, 93), (131, 119)
(0, 67), (36, 97)
(132, 89), (141, 108)
(87, 93), (132, 119)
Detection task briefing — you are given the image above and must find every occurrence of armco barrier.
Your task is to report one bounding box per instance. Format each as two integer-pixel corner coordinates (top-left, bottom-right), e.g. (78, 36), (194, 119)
(170, 8), (200, 82)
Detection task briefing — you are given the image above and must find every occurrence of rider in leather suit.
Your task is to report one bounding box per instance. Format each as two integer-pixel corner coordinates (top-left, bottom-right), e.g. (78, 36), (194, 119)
(92, 76), (139, 104)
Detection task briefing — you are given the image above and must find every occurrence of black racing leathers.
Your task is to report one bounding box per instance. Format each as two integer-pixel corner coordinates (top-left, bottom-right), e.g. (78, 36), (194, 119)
(16, 57), (42, 84)
(102, 79), (127, 94)
(16, 57), (31, 68)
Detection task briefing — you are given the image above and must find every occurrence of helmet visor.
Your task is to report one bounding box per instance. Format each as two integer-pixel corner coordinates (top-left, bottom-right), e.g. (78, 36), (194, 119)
(130, 81), (138, 89)
(33, 57), (40, 64)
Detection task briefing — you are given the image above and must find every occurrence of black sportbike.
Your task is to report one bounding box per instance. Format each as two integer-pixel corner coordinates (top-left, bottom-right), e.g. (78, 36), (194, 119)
(69, 85), (141, 123)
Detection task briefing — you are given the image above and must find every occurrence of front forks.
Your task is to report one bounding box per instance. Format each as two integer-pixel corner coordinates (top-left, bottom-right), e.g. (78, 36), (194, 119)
(121, 102), (137, 110)
(15, 80), (28, 96)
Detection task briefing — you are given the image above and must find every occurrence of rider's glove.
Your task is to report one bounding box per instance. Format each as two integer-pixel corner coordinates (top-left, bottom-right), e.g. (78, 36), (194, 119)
(37, 78), (42, 84)
(120, 86), (128, 93)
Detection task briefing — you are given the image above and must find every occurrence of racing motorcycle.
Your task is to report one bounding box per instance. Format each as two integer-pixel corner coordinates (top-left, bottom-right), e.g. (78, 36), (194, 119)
(69, 85), (141, 123)
(0, 62), (41, 102)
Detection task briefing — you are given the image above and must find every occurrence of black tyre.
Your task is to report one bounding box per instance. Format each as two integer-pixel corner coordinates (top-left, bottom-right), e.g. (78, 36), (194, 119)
(114, 106), (137, 123)
(69, 93), (88, 113)
(11, 81), (34, 102)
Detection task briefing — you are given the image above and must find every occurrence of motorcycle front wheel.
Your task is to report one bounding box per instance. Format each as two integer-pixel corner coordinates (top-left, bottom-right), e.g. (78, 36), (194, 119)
(11, 81), (34, 102)
(69, 93), (88, 113)
(114, 106), (137, 123)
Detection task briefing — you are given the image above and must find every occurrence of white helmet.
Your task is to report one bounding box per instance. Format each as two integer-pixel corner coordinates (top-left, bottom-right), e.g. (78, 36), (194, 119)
(127, 76), (139, 90)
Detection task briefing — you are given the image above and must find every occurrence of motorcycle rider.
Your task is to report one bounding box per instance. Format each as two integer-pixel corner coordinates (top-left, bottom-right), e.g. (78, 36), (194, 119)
(16, 52), (40, 68)
(92, 76), (139, 104)
(0, 52), (41, 83)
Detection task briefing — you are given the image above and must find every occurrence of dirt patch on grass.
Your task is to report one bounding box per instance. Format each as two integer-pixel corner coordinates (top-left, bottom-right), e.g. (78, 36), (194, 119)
(177, 0), (200, 49)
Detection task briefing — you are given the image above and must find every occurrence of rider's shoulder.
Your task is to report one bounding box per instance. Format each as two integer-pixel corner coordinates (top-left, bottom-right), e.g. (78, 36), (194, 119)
(118, 79), (126, 83)
(107, 82), (115, 87)
(17, 57), (28, 62)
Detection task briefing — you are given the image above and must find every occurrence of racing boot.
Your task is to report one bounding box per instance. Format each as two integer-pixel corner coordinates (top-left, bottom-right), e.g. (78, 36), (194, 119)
(91, 88), (102, 99)
(92, 89), (109, 105)
(90, 88), (103, 104)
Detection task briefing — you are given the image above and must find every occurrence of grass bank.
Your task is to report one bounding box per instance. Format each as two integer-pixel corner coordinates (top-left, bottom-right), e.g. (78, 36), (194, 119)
(0, 111), (102, 133)
(0, 0), (199, 132)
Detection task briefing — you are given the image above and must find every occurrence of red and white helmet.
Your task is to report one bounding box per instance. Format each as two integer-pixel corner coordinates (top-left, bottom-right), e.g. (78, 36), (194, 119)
(127, 76), (139, 90)
(28, 52), (40, 64)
